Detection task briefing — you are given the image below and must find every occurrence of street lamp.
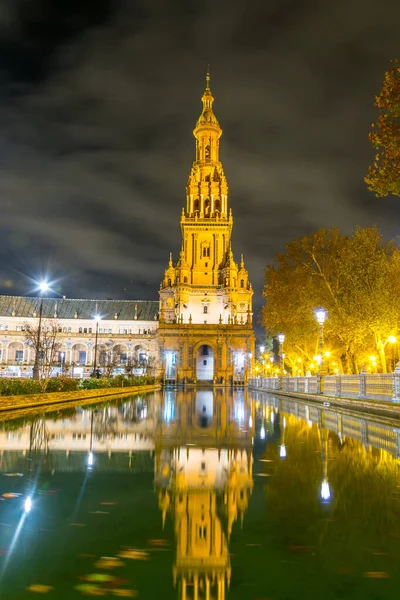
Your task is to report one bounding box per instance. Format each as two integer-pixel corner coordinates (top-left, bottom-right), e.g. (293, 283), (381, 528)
(388, 336), (397, 371)
(92, 315), (102, 377)
(314, 308), (327, 375)
(278, 333), (285, 371)
(32, 281), (50, 380)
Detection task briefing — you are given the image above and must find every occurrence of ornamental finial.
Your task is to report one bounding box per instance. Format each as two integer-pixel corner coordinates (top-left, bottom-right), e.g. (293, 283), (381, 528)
(206, 65), (211, 91)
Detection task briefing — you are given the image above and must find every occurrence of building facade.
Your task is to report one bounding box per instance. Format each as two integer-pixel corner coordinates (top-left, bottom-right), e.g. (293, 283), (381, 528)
(0, 297), (159, 378)
(0, 74), (254, 381)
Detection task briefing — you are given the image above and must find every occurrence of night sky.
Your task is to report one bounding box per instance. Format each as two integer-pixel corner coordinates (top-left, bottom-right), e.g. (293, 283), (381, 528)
(0, 0), (400, 328)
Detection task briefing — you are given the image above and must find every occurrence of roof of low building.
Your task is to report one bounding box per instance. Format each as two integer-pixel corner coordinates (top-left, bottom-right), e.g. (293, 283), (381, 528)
(0, 296), (159, 322)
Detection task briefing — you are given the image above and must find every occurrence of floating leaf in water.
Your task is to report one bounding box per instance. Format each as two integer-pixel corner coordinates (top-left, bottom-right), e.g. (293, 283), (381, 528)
(363, 572), (389, 578)
(83, 574), (115, 583)
(94, 558), (125, 569)
(118, 549), (149, 561)
(26, 584), (53, 593)
(147, 539), (168, 546)
(111, 591), (137, 597)
(75, 584), (106, 595)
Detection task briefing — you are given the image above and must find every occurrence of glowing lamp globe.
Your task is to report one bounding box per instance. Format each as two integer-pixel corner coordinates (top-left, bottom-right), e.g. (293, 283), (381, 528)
(315, 308), (327, 325)
(38, 281), (50, 294)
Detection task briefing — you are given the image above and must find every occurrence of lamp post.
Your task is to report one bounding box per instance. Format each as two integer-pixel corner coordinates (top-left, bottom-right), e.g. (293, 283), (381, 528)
(388, 335), (397, 371)
(278, 333), (285, 372)
(91, 315), (102, 377)
(314, 308), (327, 375)
(32, 281), (50, 380)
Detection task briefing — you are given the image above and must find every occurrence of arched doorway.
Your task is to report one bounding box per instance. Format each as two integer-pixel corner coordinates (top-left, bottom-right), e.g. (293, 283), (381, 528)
(196, 344), (214, 380)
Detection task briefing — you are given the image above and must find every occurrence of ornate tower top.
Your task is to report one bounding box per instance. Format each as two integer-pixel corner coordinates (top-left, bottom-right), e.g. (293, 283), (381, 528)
(194, 69), (221, 134)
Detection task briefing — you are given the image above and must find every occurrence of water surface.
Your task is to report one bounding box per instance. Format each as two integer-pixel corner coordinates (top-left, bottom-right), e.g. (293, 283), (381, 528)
(1, 389), (400, 599)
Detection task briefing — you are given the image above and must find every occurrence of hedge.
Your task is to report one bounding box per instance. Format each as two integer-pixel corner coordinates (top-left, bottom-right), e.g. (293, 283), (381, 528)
(0, 375), (157, 397)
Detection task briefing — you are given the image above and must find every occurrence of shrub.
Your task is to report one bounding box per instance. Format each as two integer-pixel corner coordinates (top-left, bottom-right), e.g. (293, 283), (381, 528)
(0, 374), (156, 396)
(44, 377), (79, 393)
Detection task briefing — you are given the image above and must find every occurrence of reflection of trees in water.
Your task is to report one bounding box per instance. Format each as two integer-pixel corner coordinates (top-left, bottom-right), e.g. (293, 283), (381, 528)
(30, 419), (49, 452)
(120, 397), (148, 423)
(91, 397), (150, 437)
(264, 413), (400, 566)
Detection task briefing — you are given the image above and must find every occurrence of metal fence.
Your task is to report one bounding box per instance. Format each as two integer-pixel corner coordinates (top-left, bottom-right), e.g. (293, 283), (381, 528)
(249, 371), (400, 403)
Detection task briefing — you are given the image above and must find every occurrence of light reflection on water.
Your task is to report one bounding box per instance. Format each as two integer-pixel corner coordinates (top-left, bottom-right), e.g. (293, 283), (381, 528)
(0, 389), (400, 598)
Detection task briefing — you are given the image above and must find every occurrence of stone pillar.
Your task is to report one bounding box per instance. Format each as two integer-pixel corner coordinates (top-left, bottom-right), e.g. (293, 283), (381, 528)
(194, 576), (199, 600)
(359, 367), (367, 398)
(392, 362), (400, 402)
(335, 375), (341, 397)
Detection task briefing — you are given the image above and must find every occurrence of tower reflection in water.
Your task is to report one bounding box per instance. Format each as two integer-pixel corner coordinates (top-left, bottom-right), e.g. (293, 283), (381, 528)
(154, 389), (254, 600)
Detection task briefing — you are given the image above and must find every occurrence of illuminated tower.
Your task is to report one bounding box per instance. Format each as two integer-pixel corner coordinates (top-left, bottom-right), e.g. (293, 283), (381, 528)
(158, 72), (255, 384)
(160, 72), (253, 326)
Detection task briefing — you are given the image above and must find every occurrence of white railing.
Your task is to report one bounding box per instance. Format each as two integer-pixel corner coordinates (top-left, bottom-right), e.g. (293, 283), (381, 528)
(249, 370), (400, 403)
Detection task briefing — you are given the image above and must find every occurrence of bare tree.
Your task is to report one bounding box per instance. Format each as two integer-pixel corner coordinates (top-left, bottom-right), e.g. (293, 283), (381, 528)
(125, 354), (156, 377)
(99, 343), (120, 377)
(24, 320), (64, 378)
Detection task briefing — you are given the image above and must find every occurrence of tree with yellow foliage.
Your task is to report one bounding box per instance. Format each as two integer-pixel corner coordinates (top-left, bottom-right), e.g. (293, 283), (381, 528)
(262, 227), (400, 373)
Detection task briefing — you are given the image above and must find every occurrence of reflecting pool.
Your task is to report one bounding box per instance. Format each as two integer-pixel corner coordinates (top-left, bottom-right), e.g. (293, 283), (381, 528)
(1, 389), (400, 598)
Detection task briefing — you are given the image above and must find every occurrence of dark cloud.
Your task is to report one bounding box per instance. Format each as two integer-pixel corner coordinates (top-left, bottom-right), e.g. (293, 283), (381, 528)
(0, 0), (399, 334)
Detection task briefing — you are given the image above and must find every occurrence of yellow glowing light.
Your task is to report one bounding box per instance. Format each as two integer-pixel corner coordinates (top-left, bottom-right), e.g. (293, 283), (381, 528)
(324, 351), (331, 357)
(369, 355), (376, 362)
(388, 336), (397, 344)
(310, 363), (315, 369)
(297, 357), (302, 363)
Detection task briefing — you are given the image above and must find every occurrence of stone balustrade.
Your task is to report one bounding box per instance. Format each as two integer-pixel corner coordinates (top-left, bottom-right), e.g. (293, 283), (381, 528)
(249, 368), (400, 403)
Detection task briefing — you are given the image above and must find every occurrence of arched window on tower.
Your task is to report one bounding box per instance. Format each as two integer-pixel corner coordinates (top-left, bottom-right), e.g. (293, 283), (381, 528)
(193, 198), (200, 215)
(203, 305), (208, 314)
(240, 279), (245, 288)
(214, 199), (221, 214)
(168, 278), (172, 287)
(204, 198), (210, 217)
(205, 145), (211, 159)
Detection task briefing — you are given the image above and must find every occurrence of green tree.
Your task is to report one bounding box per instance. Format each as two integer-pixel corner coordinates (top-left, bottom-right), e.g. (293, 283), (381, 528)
(365, 59), (400, 197)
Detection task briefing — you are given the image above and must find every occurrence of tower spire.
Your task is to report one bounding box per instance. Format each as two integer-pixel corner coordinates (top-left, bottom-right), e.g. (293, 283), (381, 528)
(206, 65), (211, 91)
